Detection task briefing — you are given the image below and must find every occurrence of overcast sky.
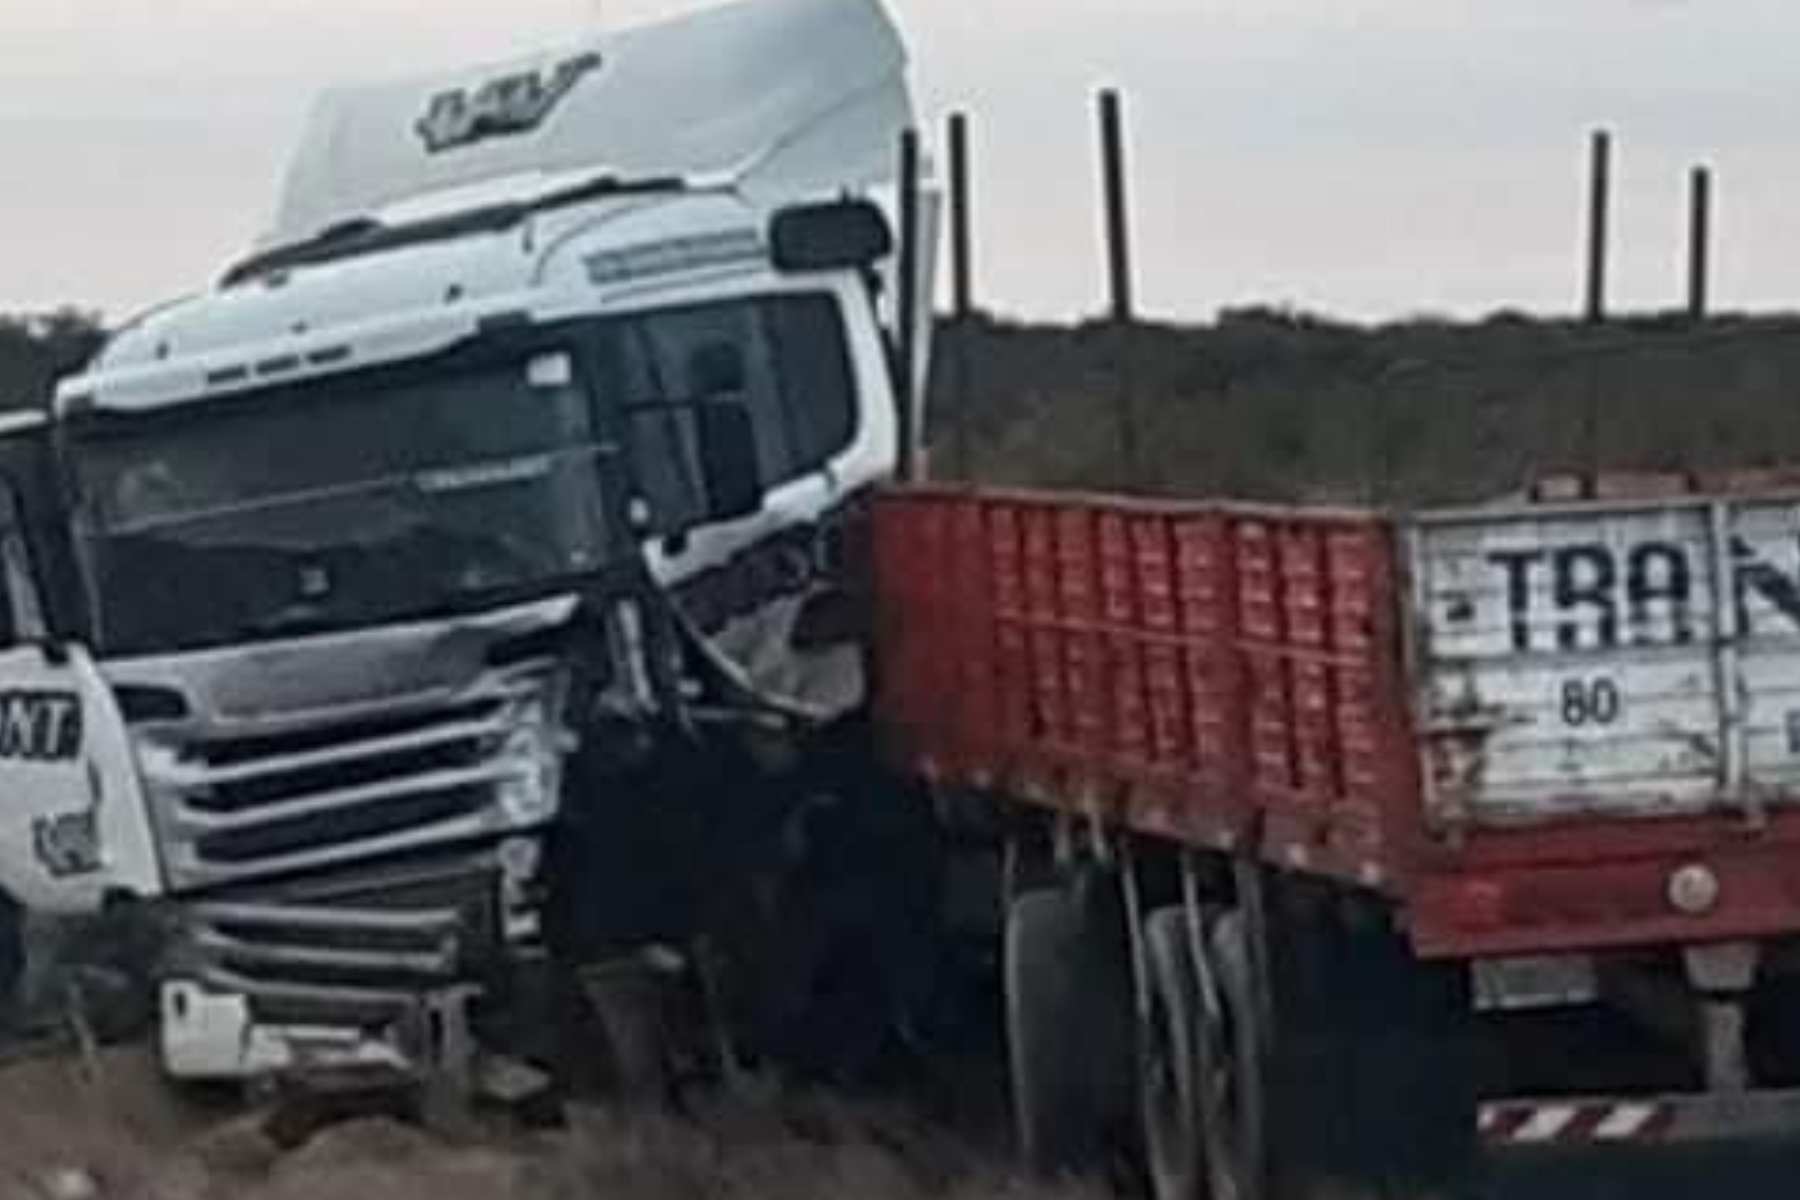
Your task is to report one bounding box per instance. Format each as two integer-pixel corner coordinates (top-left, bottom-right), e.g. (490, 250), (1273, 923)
(3, 0), (1797, 323)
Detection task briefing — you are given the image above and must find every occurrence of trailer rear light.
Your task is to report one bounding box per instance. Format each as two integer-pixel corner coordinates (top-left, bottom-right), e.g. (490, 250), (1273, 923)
(1442, 877), (1510, 932)
(1667, 863), (1722, 917)
(1442, 872), (1661, 935)
(1438, 875), (1629, 934)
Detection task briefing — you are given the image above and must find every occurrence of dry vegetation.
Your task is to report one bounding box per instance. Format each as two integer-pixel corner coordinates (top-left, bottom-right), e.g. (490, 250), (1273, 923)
(927, 310), (1800, 505)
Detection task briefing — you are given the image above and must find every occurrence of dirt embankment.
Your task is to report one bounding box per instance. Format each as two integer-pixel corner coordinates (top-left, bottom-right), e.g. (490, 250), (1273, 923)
(926, 310), (1800, 506)
(0, 1049), (1108, 1200)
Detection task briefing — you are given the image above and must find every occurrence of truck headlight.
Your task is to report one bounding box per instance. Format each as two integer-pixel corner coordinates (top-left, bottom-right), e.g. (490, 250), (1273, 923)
(498, 775), (553, 824)
(496, 709), (561, 824)
(134, 739), (184, 785)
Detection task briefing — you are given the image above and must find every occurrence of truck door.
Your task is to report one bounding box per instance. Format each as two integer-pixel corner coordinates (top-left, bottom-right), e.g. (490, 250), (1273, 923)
(0, 476), (160, 915)
(625, 291), (882, 720)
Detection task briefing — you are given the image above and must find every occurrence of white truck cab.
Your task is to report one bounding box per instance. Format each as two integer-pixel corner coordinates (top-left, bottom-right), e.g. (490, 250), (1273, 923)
(3, 0), (929, 1085)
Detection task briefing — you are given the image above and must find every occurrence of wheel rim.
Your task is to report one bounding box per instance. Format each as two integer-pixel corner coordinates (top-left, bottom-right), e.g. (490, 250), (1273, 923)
(1144, 984), (1197, 1199)
(1142, 913), (1205, 1200)
(1198, 937), (1254, 1200)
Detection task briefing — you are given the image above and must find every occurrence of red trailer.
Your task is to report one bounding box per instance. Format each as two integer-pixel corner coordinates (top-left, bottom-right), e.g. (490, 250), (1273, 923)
(871, 481), (1800, 1199)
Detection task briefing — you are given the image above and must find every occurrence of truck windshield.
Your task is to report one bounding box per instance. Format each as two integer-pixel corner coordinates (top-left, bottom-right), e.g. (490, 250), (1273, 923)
(69, 352), (614, 656)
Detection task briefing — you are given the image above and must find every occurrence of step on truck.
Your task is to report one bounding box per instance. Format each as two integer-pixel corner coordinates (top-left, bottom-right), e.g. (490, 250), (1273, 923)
(0, 0), (936, 1092)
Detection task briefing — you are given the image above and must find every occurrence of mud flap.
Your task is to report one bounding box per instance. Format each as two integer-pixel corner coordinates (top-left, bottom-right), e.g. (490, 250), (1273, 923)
(1140, 908), (1204, 1200)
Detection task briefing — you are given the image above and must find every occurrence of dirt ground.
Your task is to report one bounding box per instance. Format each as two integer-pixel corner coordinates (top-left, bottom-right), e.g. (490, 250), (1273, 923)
(0, 1047), (1112, 1200)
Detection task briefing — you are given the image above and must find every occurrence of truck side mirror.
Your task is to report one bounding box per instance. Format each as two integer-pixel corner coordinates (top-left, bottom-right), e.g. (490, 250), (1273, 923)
(770, 199), (894, 273)
(694, 402), (763, 524)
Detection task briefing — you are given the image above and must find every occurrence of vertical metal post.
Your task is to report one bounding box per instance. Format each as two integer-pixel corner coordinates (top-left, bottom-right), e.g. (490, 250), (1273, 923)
(895, 127), (923, 483)
(1578, 129), (1612, 497)
(1586, 129), (1612, 322)
(1689, 165), (1712, 320)
(948, 111), (975, 479)
(1098, 89), (1141, 484)
(1100, 90), (1136, 324)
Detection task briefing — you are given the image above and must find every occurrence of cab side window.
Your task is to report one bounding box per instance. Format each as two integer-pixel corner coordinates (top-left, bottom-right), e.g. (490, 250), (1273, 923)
(592, 322), (711, 535)
(0, 485), (45, 648)
(766, 296), (856, 473)
(633, 304), (797, 488)
(593, 295), (862, 537)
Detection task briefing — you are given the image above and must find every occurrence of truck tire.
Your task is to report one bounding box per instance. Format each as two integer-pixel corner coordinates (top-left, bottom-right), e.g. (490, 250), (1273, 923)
(577, 958), (673, 1106)
(1201, 909), (1269, 1200)
(1005, 886), (1130, 1175)
(1141, 908), (1204, 1200)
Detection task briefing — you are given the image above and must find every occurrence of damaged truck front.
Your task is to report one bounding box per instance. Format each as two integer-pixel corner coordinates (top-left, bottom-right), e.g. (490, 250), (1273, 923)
(0, 0), (926, 1089)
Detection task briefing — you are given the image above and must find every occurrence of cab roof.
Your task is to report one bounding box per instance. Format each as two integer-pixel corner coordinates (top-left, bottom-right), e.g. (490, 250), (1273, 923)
(61, 189), (772, 413)
(266, 0), (909, 250)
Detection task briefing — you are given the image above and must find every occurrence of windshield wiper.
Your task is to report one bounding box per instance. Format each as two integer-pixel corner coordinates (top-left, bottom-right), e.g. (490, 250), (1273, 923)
(221, 173), (689, 287)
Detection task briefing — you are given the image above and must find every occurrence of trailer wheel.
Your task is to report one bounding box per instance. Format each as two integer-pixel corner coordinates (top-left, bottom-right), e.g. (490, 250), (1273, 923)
(1005, 886), (1130, 1174)
(1200, 909), (1268, 1200)
(577, 958), (673, 1106)
(1141, 908), (1205, 1200)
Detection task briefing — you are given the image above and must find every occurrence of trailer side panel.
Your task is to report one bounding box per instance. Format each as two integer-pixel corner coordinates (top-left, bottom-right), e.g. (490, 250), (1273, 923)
(871, 489), (1418, 888)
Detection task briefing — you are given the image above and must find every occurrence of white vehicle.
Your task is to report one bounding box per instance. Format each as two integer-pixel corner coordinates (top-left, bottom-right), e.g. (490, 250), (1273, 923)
(0, 0), (931, 1086)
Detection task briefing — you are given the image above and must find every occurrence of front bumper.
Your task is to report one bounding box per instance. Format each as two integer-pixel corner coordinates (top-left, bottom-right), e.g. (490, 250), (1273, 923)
(159, 839), (545, 1083)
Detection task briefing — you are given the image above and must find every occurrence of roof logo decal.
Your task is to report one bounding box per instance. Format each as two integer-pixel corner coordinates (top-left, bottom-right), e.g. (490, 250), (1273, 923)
(416, 51), (603, 155)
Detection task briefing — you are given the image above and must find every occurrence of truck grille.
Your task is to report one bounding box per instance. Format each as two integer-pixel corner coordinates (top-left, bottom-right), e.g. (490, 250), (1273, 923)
(138, 668), (566, 893)
(175, 851), (516, 1029)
